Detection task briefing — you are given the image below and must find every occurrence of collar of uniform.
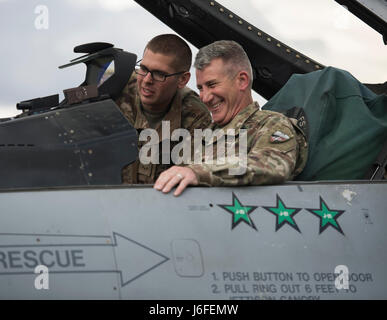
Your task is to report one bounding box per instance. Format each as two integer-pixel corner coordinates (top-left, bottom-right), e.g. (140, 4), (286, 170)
(133, 92), (147, 129)
(133, 88), (183, 141)
(206, 102), (260, 145)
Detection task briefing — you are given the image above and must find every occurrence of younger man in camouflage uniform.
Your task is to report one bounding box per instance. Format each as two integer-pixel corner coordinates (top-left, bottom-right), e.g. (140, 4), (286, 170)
(115, 34), (211, 184)
(154, 40), (308, 196)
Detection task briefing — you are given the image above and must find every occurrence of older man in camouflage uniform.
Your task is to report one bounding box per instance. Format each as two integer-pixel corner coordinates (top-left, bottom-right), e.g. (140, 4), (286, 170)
(154, 40), (308, 196)
(115, 34), (211, 184)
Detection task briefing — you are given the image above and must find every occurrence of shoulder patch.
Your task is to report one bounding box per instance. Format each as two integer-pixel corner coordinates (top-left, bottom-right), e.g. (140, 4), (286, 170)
(270, 131), (290, 143)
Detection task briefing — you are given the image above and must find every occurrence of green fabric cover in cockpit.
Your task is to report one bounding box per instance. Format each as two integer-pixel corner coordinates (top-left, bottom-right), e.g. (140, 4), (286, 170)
(262, 67), (387, 180)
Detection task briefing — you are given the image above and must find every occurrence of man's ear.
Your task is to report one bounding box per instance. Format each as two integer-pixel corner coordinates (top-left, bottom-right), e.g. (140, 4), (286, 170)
(237, 71), (250, 91)
(177, 72), (191, 89)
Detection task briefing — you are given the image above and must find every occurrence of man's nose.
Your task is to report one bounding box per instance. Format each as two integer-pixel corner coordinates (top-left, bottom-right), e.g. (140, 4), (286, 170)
(143, 71), (154, 83)
(200, 88), (212, 104)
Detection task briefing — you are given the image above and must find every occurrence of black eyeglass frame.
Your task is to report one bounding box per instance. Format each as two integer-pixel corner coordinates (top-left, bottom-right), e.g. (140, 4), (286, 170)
(134, 59), (187, 82)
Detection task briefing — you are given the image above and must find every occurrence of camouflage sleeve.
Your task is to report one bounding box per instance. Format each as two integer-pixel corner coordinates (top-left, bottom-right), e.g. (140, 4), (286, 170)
(114, 71), (138, 124)
(188, 114), (299, 186)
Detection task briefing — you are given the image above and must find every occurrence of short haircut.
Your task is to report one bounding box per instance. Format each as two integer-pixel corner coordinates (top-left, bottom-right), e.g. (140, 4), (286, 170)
(194, 40), (253, 87)
(145, 34), (192, 72)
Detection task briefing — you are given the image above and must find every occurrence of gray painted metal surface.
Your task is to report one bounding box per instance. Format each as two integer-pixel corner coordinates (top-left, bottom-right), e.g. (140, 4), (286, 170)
(0, 182), (386, 300)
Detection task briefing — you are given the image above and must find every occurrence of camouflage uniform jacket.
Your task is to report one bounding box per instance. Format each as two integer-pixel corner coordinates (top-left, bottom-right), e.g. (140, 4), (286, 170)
(114, 73), (212, 184)
(187, 102), (308, 186)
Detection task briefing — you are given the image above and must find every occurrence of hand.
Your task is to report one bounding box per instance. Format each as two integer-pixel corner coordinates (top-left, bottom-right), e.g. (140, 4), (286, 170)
(154, 166), (198, 196)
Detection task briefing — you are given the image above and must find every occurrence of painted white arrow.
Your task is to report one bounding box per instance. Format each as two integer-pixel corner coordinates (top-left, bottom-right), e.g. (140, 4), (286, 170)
(0, 232), (169, 287)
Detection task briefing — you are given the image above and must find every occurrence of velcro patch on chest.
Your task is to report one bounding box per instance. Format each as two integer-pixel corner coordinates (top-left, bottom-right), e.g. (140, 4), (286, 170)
(270, 131), (290, 143)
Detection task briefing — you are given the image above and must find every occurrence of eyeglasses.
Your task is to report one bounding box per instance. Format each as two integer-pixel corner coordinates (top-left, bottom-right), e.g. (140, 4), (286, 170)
(134, 60), (186, 82)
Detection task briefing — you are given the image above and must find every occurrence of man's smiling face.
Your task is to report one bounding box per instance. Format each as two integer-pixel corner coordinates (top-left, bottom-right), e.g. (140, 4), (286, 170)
(196, 58), (242, 126)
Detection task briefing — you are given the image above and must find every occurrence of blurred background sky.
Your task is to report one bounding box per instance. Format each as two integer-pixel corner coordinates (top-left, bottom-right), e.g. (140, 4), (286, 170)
(0, 0), (386, 117)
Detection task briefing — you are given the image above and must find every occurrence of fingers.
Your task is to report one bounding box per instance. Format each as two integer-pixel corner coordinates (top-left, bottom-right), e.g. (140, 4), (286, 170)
(154, 167), (198, 196)
(161, 173), (184, 194)
(173, 178), (190, 197)
(153, 168), (176, 191)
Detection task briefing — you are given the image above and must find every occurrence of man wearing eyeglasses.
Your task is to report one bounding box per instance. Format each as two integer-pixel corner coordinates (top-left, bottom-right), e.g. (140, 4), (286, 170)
(115, 34), (211, 184)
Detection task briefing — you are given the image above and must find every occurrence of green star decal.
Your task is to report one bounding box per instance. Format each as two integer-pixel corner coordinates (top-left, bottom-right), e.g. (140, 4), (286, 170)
(263, 195), (301, 232)
(218, 193), (258, 230)
(306, 197), (345, 235)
